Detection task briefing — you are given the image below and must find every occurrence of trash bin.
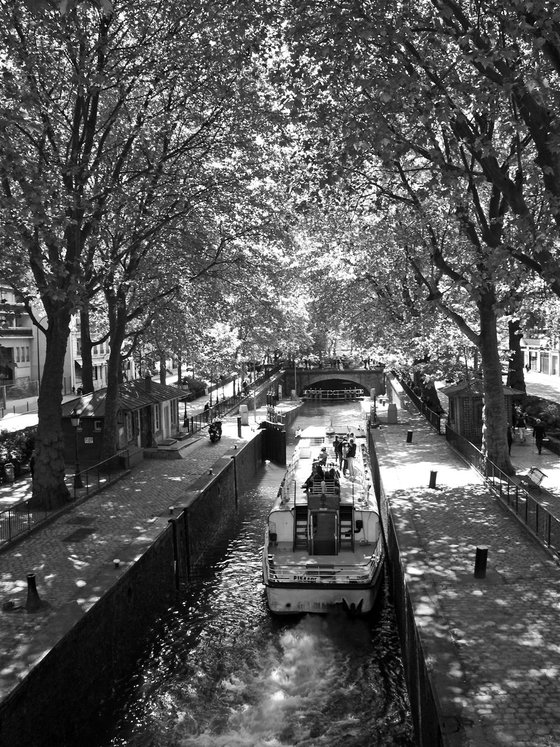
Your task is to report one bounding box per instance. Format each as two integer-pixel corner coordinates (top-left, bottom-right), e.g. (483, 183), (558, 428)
(4, 463), (14, 483)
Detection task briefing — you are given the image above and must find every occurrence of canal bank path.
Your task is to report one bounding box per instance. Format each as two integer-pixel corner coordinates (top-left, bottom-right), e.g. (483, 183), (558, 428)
(0, 409), (272, 707)
(2, 390), (560, 746)
(375, 403), (560, 747)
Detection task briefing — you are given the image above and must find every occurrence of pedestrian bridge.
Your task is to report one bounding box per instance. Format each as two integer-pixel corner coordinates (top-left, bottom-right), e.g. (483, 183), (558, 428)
(287, 366), (385, 398)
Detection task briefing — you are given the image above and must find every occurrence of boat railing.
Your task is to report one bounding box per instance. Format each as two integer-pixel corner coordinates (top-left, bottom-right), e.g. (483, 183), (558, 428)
(266, 550), (382, 583)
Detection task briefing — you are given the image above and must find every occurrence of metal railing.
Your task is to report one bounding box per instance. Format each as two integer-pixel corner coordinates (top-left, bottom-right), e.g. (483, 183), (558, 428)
(71, 449), (130, 500)
(0, 450), (130, 548)
(446, 425), (560, 559)
(395, 377), (560, 559)
(398, 377), (442, 433)
(180, 365), (284, 436)
(0, 501), (49, 545)
(266, 551), (382, 584)
(302, 388), (364, 400)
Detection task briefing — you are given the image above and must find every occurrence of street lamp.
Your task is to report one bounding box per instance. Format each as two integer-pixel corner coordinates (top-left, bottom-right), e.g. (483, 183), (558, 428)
(70, 409), (83, 489)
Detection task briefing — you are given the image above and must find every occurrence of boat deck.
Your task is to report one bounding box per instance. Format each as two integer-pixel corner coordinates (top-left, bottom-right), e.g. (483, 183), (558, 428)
(274, 431), (376, 512)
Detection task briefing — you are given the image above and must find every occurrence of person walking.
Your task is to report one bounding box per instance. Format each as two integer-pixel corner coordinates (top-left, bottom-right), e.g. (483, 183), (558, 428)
(533, 418), (546, 455)
(507, 425), (513, 455)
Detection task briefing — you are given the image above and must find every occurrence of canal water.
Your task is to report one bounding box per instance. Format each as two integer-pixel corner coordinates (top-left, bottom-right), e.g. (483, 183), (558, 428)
(95, 399), (415, 747)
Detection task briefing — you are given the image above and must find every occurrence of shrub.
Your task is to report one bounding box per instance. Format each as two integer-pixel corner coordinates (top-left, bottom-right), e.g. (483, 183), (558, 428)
(180, 376), (207, 401)
(520, 395), (560, 429)
(0, 428), (36, 476)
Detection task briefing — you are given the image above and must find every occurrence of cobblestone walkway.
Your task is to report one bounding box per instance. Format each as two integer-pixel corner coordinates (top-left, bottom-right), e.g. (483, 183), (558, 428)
(376, 408), (560, 747)
(0, 417), (253, 700)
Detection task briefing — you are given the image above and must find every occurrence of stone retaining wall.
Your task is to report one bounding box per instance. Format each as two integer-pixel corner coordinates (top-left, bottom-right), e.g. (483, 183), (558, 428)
(368, 430), (442, 747)
(0, 430), (266, 747)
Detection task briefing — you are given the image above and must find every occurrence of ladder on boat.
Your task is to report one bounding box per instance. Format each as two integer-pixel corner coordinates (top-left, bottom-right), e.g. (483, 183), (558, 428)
(339, 505), (354, 551)
(294, 506), (308, 549)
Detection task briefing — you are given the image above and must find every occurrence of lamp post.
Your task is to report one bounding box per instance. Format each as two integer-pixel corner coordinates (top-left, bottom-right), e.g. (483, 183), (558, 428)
(70, 409), (83, 489)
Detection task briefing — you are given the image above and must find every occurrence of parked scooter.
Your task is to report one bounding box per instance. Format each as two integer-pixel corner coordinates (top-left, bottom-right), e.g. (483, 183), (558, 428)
(209, 418), (222, 443)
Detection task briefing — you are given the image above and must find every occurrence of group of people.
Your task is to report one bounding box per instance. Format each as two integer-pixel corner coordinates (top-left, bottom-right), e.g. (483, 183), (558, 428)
(302, 459), (340, 491)
(333, 434), (357, 479)
(506, 406), (548, 455)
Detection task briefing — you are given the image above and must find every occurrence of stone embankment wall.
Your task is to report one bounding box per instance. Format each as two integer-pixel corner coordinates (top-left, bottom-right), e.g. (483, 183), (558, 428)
(0, 431), (266, 747)
(368, 430), (442, 747)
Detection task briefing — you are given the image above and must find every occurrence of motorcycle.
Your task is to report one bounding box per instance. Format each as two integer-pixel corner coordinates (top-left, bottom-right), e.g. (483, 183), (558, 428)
(209, 419), (222, 443)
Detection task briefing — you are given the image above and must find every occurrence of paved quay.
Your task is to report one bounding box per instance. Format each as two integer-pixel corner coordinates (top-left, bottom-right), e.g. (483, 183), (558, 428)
(0, 413), (263, 703)
(375, 405), (560, 747)
(2, 370), (560, 746)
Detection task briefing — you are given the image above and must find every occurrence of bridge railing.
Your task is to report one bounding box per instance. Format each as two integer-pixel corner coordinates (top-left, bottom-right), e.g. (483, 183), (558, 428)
(302, 388), (364, 399)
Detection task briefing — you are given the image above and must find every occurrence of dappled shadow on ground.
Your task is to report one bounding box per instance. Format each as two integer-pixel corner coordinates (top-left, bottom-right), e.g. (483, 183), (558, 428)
(391, 480), (560, 746)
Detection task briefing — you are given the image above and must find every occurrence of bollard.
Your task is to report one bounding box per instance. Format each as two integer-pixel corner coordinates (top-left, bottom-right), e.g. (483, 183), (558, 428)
(237, 416), (242, 437)
(474, 547), (488, 579)
(25, 573), (42, 612)
(406, 430), (413, 443)
(429, 470), (437, 489)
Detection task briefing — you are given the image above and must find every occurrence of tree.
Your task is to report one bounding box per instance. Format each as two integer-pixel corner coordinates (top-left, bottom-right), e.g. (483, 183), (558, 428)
(0, 0), (278, 503)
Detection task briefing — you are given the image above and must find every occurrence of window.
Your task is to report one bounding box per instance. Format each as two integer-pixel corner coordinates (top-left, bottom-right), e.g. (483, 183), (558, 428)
(126, 412), (133, 441)
(154, 404), (161, 431)
(94, 420), (103, 432)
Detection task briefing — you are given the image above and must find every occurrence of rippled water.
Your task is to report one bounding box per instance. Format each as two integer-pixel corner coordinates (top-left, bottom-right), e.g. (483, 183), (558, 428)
(95, 400), (415, 747)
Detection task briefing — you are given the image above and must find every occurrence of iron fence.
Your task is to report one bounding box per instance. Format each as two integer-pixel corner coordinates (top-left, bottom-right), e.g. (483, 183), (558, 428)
(71, 449), (130, 500)
(398, 377), (442, 433)
(0, 367), (285, 548)
(446, 425), (560, 559)
(181, 365), (284, 436)
(0, 501), (47, 545)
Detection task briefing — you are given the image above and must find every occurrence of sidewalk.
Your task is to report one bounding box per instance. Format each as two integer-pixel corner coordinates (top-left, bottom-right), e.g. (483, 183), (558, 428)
(0, 409), (267, 702)
(375, 405), (560, 747)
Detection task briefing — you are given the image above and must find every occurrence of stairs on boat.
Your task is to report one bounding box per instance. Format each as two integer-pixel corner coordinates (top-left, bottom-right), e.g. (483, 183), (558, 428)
(294, 506), (308, 549)
(339, 505), (354, 550)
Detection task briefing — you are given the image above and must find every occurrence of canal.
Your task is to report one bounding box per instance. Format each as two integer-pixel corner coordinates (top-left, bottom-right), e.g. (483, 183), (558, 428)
(95, 399), (415, 746)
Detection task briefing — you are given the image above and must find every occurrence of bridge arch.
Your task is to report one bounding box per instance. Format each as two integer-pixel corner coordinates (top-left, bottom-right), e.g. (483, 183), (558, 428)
(287, 368), (385, 398)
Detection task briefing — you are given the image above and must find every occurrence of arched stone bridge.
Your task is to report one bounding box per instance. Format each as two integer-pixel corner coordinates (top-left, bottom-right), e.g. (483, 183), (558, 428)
(283, 366), (385, 397)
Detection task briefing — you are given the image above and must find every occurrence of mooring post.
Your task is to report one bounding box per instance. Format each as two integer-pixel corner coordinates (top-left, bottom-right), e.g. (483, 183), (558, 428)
(429, 470), (437, 489)
(474, 547), (488, 579)
(406, 430), (413, 443)
(237, 416), (242, 438)
(25, 573), (42, 612)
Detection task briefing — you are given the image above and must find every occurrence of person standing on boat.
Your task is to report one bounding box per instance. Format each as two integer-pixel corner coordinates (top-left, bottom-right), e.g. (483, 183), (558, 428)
(340, 437), (350, 475)
(333, 436), (343, 469)
(346, 438), (357, 479)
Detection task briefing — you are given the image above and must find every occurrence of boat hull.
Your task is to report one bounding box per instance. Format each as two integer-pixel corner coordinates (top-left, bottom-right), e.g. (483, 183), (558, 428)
(265, 566), (384, 616)
(266, 577), (381, 615)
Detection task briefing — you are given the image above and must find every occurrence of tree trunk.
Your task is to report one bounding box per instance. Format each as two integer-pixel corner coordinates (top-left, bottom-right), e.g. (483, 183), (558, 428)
(478, 291), (514, 475)
(506, 319), (526, 395)
(159, 353), (166, 385)
(31, 309), (72, 509)
(79, 308), (94, 394)
(101, 295), (128, 462)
